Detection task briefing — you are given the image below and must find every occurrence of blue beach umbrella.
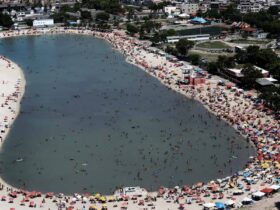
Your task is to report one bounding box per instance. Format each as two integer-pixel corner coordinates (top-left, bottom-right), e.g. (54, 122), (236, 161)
(215, 202), (225, 209)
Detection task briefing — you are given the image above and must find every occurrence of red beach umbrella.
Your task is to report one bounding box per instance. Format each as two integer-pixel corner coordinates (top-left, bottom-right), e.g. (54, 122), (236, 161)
(1, 195), (6, 201)
(46, 192), (54, 198)
(261, 188), (273, 194)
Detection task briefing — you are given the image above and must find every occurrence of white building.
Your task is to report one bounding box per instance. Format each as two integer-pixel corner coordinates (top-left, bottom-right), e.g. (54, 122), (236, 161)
(33, 19), (54, 27)
(164, 6), (177, 15)
(179, 3), (199, 15)
(167, 34), (210, 43)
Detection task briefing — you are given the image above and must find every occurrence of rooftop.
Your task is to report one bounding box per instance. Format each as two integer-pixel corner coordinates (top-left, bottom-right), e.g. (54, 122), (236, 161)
(256, 78), (274, 86)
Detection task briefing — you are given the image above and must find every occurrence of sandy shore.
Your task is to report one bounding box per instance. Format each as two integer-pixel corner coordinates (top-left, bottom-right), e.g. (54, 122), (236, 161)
(0, 55), (27, 192)
(0, 28), (278, 210)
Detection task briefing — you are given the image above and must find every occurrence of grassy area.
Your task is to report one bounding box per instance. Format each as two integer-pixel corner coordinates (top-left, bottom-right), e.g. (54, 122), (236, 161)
(188, 51), (221, 62)
(196, 41), (231, 49)
(230, 39), (270, 44)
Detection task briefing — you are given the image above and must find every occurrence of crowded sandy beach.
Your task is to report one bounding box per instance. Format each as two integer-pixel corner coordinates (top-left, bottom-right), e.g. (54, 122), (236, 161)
(0, 28), (279, 210)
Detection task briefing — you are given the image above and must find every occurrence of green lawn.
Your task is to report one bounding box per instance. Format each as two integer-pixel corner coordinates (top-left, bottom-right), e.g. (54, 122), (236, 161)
(188, 50), (234, 62)
(196, 41), (231, 49)
(230, 39), (270, 44)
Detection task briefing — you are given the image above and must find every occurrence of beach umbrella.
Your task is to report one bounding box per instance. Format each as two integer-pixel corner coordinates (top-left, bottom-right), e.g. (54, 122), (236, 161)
(215, 202), (225, 209)
(83, 192), (90, 197)
(261, 162), (269, 169)
(261, 187), (273, 194)
(226, 83), (232, 89)
(46, 192), (54, 198)
(1, 195), (6, 201)
(29, 201), (35, 207)
(108, 196), (115, 202)
(100, 196), (106, 202)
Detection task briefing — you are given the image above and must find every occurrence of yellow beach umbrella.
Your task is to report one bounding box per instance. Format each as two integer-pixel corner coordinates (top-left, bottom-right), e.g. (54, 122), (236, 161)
(261, 162), (269, 169)
(108, 196), (114, 201)
(100, 196), (106, 202)
(275, 163), (280, 169)
(95, 193), (101, 198)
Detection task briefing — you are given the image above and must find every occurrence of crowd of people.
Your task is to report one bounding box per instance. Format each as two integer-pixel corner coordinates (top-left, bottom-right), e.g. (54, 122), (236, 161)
(0, 27), (278, 210)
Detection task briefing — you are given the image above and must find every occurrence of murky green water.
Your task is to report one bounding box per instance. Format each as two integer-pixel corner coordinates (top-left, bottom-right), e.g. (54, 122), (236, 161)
(0, 35), (255, 194)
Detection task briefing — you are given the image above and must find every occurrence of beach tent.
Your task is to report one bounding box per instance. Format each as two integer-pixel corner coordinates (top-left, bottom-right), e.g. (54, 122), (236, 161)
(89, 196), (95, 201)
(215, 202), (225, 209)
(270, 184), (280, 191)
(89, 205), (97, 210)
(233, 189), (244, 195)
(252, 191), (265, 200)
(241, 197), (253, 205)
(203, 202), (215, 208)
(225, 199), (235, 206)
(191, 17), (207, 24)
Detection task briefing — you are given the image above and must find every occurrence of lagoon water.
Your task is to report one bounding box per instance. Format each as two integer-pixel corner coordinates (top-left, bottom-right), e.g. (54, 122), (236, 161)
(0, 35), (255, 194)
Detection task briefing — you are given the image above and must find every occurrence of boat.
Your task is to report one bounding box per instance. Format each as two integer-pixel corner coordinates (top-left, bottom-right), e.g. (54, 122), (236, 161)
(16, 158), (23, 162)
(114, 186), (148, 197)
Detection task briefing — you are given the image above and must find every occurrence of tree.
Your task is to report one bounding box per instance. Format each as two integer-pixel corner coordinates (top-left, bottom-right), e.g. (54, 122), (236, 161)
(188, 54), (200, 65)
(0, 13), (13, 28)
(246, 45), (260, 64)
(216, 55), (235, 70)
(141, 20), (161, 34)
(82, 0), (123, 14)
(73, 3), (81, 12)
(96, 12), (110, 22)
(126, 23), (139, 36)
(175, 39), (194, 56)
(255, 49), (278, 69)
(268, 6), (279, 16)
(196, 9), (203, 17)
(259, 86), (280, 111)
(158, 29), (176, 41)
(25, 19), (33, 27)
(241, 64), (263, 88)
(269, 62), (280, 81)
(165, 45), (178, 56)
(207, 62), (218, 74)
(81, 11), (92, 20)
(126, 7), (135, 21)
